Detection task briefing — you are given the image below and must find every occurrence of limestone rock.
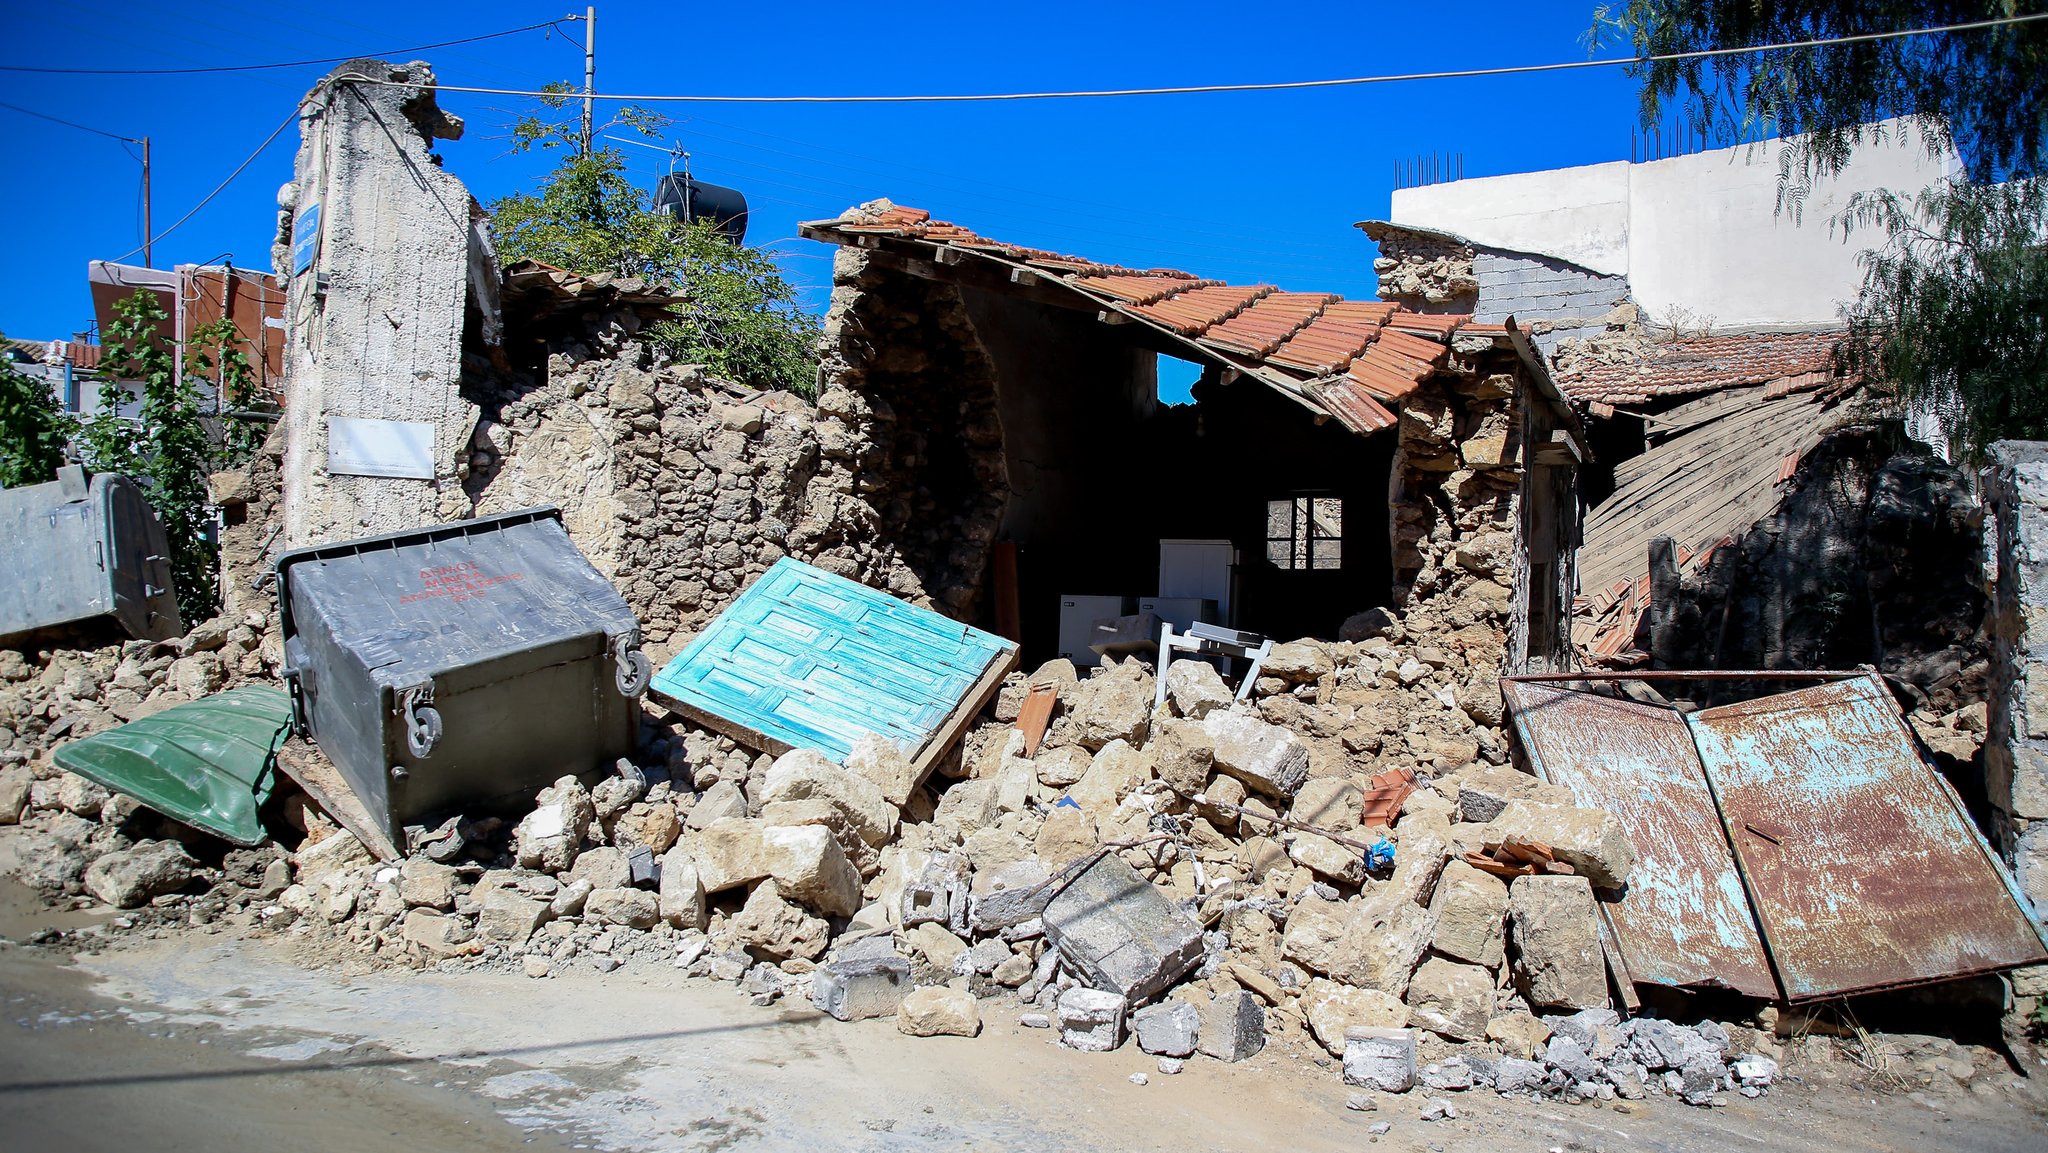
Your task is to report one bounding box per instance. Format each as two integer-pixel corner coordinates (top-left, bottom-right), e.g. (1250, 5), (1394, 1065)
(55, 773), (110, 817)
(1034, 804), (1098, 871)
(1068, 663), (1154, 750)
(731, 880), (829, 961)
(1429, 859), (1508, 969)
(0, 765), (31, 824)
(84, 839), (194, 908)
(760, 749), (897, 847)
(844, 731), (920, 807)
(1342, 1027), (1417, 1092)
(760, 823), (862, 917)
(906, 921), (969, 971)
(1404, 957), (1493, 1042)
(477, 887), (548, 945)
(585, 886), (660, 929)
(398, 858), (458, 910)
(1302, 978), (1409, 1056)
(897, 986), (981, 1037)
(1489, 800), (1634, 888)
(1203, 710), (1309, 799)
(686, 817), (770, 893)
(401, 909), (473, 957)
(1282, 893), (1435, 999)
(1264, 641), (1335, 683)
(684, 780), (747, 830)
(611, 801), (681, 854)
(1065, 739), (1152, 822)
(1165, 659), (1232, 720)
(1146, 718), (1215, 794)
(1485, 1011), (1553, 1060)
(657, 848), (707, 928)
(1509, 875), (1608, 1011)
(514, 776), (594, 873)
(567, 846), (632, 891)
(1034, 746), (1091, 788)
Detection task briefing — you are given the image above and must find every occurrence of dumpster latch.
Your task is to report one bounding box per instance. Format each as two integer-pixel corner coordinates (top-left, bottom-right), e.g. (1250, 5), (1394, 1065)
(395, 681), (442, 759)
(611, 633), (652, 699)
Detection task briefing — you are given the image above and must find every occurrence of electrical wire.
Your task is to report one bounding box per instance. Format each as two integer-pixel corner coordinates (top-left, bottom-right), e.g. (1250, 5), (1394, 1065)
(335, 12), (2048, 105)
(0, 18), (573, 75)
(107, 109), (298, 264)
(0, 99), (141, 142)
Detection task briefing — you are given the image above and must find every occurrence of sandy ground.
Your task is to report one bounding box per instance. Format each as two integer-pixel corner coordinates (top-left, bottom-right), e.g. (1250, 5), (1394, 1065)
(2, 879), (2046, 1153)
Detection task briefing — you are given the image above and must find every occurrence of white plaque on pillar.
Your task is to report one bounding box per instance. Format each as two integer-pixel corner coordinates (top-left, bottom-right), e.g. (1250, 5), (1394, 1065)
(326, 417), (435, 479)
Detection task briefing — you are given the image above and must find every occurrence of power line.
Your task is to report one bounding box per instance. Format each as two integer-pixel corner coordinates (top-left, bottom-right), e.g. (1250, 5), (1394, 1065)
(337, 13), (2048, 105)
(108, 109), (297, 264)
(0, 99), (141, 143)
(0, 18), (574, 76)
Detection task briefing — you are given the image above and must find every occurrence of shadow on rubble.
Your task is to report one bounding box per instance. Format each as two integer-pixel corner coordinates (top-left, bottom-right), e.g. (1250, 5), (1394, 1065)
(0, 1011), (820, 1095)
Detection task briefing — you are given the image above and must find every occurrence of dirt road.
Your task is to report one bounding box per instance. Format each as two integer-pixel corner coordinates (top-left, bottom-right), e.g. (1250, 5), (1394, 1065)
(2, 880), (2044, 1153)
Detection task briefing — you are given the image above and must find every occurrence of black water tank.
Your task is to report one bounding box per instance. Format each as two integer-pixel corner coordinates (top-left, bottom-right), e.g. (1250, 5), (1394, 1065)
(653, 174), (749, 244)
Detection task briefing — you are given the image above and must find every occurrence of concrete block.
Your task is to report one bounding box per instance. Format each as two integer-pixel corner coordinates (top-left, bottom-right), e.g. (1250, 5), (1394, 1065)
(1342, 1026), (1417, 1092)
(1057, 987), (1128, 1052)
(1195, 989), (1265, 1062)
(1042, 853), (1204, 1002)
(811, 955), (912, 1021)
(1131, 999), (1200, 1058)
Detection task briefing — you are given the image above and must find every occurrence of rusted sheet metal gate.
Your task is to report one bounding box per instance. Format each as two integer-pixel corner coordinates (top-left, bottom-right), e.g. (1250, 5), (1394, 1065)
(1504, 672), (2048, 1002)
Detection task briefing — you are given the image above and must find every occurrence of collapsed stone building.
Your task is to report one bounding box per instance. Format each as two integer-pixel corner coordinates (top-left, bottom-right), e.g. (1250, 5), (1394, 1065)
(3, 56), (2045, 1126)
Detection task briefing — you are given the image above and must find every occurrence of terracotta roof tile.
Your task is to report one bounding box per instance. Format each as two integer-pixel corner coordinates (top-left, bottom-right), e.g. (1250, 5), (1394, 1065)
(803, 203), (1519, 431)
(1559, 331), (1846, 406)
(1200, 292), (1337, 358)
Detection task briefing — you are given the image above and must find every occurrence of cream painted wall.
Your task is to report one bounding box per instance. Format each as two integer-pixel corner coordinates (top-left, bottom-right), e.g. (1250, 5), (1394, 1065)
(1388, 122), (1961, 330)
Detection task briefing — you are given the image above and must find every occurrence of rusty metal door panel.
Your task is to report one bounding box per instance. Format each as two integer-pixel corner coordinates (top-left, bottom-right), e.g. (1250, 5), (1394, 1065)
(1688, 675), (2048, 1000)
(1502, 681), (1778, 998)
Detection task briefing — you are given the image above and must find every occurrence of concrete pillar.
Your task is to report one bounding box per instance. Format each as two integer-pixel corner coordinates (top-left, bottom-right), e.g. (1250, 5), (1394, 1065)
(1982, 442), (2048, 917)
(274, 59), (493, 548)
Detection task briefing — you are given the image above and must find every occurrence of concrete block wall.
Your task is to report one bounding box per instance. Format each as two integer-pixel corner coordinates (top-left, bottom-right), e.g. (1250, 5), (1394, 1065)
(1983, 441), (2048, 917)
(1472, 252), (1630, 355)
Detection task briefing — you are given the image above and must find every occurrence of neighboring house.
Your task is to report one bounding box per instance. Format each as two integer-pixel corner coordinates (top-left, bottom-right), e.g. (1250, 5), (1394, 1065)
(3, 337), (101, 415)
(1361, 123), (1969, 674)
(87, 259), (287, 411)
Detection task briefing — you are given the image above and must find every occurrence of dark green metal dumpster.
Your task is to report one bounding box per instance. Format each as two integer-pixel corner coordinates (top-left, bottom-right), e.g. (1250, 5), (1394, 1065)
(51, 685), (292, 846)
(276, 507), (648, 849)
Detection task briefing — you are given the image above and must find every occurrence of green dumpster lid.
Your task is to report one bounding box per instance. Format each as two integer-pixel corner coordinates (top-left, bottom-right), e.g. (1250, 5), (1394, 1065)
(52, 685), (292, 847)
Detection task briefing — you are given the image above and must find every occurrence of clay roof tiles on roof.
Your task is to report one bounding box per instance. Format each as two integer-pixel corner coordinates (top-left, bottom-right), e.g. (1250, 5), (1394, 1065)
(1559, 331), (1845, 406)
(803, 203), (1517, 431)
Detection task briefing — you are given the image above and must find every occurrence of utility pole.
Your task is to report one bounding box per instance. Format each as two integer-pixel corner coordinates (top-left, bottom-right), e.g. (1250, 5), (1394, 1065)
(141, 135), (152, 268)
(581, 6), (595, 156)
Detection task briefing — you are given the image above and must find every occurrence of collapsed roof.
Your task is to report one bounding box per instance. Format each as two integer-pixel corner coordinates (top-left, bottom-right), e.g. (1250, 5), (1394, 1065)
(800, 201), (1580, 441)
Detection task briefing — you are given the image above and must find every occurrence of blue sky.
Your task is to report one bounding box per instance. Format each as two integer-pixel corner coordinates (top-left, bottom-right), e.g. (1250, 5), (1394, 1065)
(0, 0), (1659, 360)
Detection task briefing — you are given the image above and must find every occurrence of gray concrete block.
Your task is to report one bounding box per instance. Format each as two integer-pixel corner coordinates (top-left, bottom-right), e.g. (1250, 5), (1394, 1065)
(1041, 854), (1205, 1002)
(1057, 987), (1128, 1052)
(810, 955), (911, 1022)
(1131, 999), (1200, 1058)
(1196, 989), (1265, 1062)
(1342, 1026), (1417, 1092)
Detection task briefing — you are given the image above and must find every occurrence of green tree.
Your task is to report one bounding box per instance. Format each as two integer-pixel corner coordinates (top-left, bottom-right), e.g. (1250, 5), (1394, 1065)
(1594, 2), (2048, 460)
(490, 87), (821, 395)
(0, 341), (76, 489)
(83, 290), (262, 621)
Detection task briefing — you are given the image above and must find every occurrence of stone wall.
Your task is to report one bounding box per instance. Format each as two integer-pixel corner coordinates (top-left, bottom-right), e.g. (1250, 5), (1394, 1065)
(1983, 441), (2048, 917)
(1650, 426), (1988, 717)
(1363, 224), (1477, 312)
(464, 300), (921, 659)
(1362, 224), (1631, 357)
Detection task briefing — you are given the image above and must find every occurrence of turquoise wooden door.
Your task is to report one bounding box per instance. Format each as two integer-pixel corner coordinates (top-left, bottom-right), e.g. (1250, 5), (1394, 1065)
(650, 558), (1014, 762)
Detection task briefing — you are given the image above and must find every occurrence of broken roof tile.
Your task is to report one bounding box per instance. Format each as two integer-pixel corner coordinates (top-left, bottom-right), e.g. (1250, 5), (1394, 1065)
(1560, 331), (1847, 406)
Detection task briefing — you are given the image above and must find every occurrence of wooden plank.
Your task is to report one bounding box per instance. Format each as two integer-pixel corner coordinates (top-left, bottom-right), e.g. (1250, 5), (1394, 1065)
(275, 737), (402, 862)
(1015, 684), (1058, 757)
(993, 541), (1021, 643)
(909, 643), (1019, 789)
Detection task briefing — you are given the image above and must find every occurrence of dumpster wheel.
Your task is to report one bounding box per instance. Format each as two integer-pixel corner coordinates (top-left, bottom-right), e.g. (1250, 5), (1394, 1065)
(616, 649), (653, 698)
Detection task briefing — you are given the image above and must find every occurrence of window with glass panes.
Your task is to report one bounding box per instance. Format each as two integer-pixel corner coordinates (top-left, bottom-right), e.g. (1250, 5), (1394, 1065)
(1266, 496), (1342, 570)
